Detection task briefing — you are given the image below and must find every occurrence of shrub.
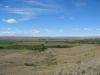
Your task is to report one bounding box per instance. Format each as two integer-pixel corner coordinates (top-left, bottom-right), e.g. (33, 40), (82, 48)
(24, 63), (36, 67)
(0, 46), (4, 49)
(33, 44), (47, 51)
(46, 45), (73, 48)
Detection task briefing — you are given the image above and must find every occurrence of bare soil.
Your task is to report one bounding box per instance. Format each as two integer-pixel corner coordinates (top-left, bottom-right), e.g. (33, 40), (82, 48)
(0, 44), (100, 75)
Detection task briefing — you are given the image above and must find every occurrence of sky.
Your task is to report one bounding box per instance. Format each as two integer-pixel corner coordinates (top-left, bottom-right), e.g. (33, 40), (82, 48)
(0, 0), (100, 36)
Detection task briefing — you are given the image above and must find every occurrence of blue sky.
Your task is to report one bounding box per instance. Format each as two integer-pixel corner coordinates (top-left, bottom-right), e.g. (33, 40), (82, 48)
(0, 0), (100, 36)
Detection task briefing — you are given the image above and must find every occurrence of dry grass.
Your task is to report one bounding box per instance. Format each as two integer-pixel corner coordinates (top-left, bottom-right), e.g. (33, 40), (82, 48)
(0, 44), (100, 75)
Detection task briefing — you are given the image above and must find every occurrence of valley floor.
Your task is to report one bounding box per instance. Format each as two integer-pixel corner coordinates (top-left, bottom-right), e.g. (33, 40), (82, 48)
(0, 44), (100, 75)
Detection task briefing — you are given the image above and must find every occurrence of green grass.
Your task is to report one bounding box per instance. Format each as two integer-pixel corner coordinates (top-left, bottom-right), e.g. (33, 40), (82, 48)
(0, 40), (15, 45)
(0, 38), (100, 50)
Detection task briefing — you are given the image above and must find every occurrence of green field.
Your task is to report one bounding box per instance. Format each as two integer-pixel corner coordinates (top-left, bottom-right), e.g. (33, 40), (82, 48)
(0, 37), (100, 50)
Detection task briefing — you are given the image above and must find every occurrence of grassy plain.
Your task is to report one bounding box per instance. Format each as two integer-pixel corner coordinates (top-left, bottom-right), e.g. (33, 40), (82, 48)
(0, 37), (100, 75)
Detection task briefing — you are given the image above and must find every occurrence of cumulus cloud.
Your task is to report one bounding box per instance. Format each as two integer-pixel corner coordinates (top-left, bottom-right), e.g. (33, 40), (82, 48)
(3, 19), (17, 24)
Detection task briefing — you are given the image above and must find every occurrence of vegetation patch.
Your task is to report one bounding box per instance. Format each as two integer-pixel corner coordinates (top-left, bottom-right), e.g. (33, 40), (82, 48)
(24, 63), (37, 67)
(0, 38), (100, 51)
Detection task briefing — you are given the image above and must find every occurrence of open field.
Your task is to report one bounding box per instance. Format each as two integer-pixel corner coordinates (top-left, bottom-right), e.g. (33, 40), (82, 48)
(0, 37), (100, 75)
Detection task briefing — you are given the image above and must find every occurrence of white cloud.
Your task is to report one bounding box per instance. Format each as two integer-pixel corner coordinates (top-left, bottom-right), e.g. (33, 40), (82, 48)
(2, 0), (62, 22)
(83, 28), (91, 31)
(3, 19), (17, 24)
(74, 0), (88, 7)
(2, 31), (16, 34)
(0, 30), (16, 36)
(44, 29), (49, 32)
(32, 29), (40, 34)
(5, 6), (9, 8)
(5, 8), (34, 21)
(24, 0), (58, 9)
(59, 16), (65, 19)
(5, 7), (49, 21)
(7, 8), (33, 15)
